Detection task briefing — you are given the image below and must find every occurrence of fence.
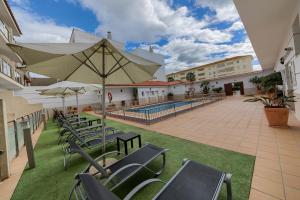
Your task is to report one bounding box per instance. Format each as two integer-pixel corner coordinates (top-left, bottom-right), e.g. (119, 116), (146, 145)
(108, 93), (225, 125)
(6, 109), (46, 161)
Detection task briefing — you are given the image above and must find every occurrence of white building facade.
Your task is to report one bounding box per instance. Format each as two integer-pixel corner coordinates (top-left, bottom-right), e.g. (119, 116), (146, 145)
(234, 0), (300, 120)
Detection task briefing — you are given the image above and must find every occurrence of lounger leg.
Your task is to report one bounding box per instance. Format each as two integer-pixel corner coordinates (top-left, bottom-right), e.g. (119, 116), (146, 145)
(224, 173), (232, 200)
(117, 138), (120, 155)
(125, 142), (128, 155)
(154, 151), (167, 177)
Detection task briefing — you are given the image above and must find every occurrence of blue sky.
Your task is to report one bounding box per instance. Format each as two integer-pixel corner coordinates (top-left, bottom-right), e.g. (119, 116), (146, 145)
(8, 0), (260, 73)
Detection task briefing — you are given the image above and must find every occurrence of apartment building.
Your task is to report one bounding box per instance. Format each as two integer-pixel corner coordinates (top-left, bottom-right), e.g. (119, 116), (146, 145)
(0, 0), (43, 182)
(0, 0), (31, 88)
(166, 55), (253, 82)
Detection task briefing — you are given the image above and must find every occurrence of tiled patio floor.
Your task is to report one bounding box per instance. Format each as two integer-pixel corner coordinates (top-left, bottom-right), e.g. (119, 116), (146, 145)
(94, 96), (300, 200)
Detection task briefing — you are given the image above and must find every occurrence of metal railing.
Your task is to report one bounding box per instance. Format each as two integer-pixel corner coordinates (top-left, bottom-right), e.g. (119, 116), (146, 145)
(108, 93), (225, 125)
(6, 109), (47, 161)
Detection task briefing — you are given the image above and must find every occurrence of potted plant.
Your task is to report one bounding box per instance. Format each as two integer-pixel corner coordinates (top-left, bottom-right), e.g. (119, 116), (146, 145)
(212, 87), (223, 93)
(244, 93), (296, 127)
(200, 81), (210, 94)
(167, 92), (174, 101)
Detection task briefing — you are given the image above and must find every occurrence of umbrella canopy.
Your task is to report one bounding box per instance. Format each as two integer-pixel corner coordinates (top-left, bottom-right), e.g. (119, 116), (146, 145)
(9, 38), (161, 158)
(40, 87), (86, 114)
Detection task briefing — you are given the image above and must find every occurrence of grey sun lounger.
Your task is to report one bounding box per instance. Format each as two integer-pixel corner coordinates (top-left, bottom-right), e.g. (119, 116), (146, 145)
(63, 126), (123, 169)
(69, 142), (167, 194)
(58, 122), (102, 144)
(70, 159), (232, 200)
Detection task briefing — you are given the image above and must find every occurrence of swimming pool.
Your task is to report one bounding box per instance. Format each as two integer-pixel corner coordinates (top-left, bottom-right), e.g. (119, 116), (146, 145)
(128, 101), (194, 114)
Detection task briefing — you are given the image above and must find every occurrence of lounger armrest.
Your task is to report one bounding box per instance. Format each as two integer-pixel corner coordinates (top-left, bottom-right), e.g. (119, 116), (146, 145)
(123, 178), (165, 200)
(104, 163), (145, 186)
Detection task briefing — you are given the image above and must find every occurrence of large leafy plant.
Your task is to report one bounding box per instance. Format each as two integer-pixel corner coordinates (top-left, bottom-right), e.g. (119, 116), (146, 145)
(260, 72), (283, 92)
(244, 94), (296, 108)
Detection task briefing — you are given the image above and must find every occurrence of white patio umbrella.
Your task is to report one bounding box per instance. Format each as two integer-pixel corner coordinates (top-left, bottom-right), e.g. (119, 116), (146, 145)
(40, 87), (86, 114)
(42, 81), (102, 115)
(9, 39), (161, 159)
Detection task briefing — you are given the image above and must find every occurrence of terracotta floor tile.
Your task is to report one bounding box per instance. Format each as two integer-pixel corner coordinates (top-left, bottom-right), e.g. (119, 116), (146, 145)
(281, 163), (300, 177)
(283, 174), (300, 190)
(254, 166), (283, 184)
(251, 176), (285, 199)
(285, 186), (300, 200)
(256, 150), (280, 161)
(280, 155), (300, 167)
(250, 189), (282, 200)
(255, 158), (281, 171)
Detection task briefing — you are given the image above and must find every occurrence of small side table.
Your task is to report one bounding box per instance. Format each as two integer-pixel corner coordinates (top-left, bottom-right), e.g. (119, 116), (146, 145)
(117, 132), (141, 155)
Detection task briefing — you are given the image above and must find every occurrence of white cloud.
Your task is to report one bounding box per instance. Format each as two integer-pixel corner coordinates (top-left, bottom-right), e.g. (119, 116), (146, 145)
(9, 0), (258, 75)
(71, 0), (233, 43)
(150, 37), (256, 74)
(227, 21), (244, 32)
(195, 0), (239, 22)
(11, 6), (74, 43)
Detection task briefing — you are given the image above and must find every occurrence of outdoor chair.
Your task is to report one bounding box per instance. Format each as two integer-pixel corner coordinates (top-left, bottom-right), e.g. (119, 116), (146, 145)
(69, 142), (167, 196)
(63, 126), (123, 169)
(69, 159), (232, 200)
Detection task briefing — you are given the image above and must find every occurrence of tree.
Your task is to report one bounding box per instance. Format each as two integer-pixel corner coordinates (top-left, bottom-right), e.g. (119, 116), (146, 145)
(261, 72), (283, 93)
(186, 72), (196, 97)
(186, 72), (196, 82)
(167, 77), (175, 82)
(200, 81), (210, 94)
(249, 76), (262, 90)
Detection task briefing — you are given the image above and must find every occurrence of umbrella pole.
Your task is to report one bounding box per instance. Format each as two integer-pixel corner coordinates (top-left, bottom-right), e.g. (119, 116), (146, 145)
(101, 44), (106, 166)
(76, 92), (80, 122)
(62, 95), (65, 114)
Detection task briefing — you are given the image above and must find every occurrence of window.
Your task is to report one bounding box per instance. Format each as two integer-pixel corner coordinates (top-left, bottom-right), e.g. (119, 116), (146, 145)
(286, 60), (297, 86)
(218, 67), (235, 73)
(0, 20), (9, 40)
(226, 61), (234, 65)
(217, 63), (225, 68)
(198, 73), (205, 76)
(236, 60), (239, 63)
(1, 59), (12, 77)
(197, 68), (204, 71)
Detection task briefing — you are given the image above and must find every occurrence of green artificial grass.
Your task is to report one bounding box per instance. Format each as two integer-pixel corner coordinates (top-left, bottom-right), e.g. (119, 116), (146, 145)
(12, 114), (255, 200)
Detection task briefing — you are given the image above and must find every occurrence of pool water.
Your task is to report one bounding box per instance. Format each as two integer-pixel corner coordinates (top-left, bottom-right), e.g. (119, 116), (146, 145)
(128, 101), (194, 114)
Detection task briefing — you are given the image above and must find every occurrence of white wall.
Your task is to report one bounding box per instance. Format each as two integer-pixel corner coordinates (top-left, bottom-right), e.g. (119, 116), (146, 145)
(138, 87), (167, 103)
(209, 70), (272, 92)
(14, 86), (134, 109)
(14, 86), (100, 109)
(273, 11), (300, 120)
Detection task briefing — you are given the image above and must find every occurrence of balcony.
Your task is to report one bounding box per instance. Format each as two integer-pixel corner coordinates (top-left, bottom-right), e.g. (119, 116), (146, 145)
(0, 59), (28, 89)
(0, 19), (15, 43)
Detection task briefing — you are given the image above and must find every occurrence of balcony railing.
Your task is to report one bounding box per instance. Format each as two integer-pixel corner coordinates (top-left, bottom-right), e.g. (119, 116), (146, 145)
(0, 59), (27, 86)
(0, 19), (14, 43)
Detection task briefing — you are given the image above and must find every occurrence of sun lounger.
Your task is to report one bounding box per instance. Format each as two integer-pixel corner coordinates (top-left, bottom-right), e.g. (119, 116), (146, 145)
(70, 159), (232, 200)
(69, 142), (167, 193)
(63, 126), (122, 169)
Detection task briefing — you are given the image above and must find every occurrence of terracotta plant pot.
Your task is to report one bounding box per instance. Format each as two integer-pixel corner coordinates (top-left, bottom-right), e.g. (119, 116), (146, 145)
(264, 107), (289, 127)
